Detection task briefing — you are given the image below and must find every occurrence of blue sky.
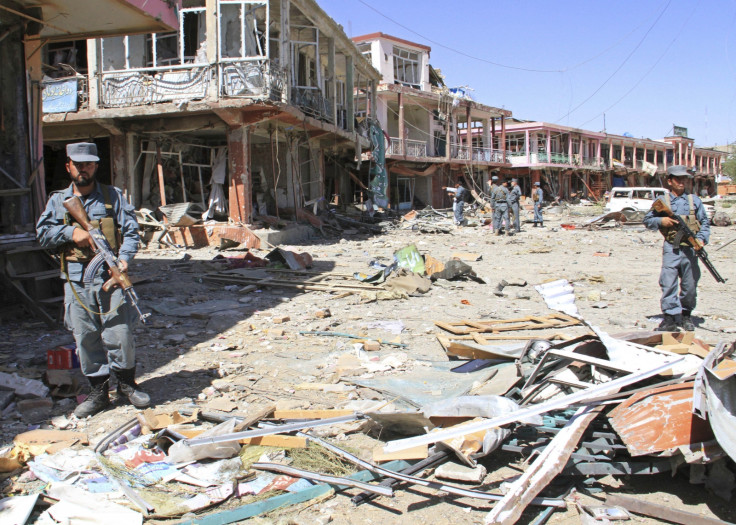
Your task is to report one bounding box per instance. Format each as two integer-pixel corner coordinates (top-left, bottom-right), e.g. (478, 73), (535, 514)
(319, 0), (736, 147)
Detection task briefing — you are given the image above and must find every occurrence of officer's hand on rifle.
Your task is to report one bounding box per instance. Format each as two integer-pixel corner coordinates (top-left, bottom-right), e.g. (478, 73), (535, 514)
(72, 227), (96, 251)
(117, 260), (129, 273)
(660, 217), (678, 228)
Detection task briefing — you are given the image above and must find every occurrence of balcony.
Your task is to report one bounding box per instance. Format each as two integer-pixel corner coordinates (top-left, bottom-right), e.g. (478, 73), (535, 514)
(388, 138), (428, 157)
(290, 86), (334, 124)
(220, 60), (285, 101)
(100, 64), (212, 108)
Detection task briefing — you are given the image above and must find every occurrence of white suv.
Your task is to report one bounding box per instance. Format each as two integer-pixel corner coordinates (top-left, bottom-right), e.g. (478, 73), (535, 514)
(605, 186), (714, 222)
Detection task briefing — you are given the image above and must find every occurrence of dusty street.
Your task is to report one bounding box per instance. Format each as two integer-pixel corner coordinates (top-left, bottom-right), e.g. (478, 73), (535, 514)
(2, 201), (736, 524)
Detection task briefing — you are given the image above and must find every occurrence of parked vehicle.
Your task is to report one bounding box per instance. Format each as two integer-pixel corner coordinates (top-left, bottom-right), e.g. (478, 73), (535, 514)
(605, 187), (714, 222)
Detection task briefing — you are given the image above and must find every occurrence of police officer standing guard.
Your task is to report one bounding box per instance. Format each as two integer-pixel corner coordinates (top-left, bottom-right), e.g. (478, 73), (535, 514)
(492, 179), (513, 236)
(643, 165), (710, 332)
(37, 142), (150, 418)
(532, 181), (544, 227)
(508, 178), (522, 233)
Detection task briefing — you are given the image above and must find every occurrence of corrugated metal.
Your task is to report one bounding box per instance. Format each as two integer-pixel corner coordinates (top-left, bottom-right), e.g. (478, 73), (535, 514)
(608, 382), (713, 457)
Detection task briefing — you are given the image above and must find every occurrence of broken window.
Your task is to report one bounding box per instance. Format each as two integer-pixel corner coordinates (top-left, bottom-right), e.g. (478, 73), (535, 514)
(392, 46), (420, 89)
(219, 0), (268, 59)
(356, 42), (372, 65)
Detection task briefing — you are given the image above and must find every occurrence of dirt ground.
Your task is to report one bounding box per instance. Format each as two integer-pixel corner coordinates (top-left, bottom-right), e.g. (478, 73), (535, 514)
(2, 200), (736, 524)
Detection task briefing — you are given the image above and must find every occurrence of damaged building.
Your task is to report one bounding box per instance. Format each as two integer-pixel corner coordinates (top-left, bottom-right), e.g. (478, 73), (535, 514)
(38, 0), (381, 247)
(352, 33), (512, 209)
(499, 120), (726, 201)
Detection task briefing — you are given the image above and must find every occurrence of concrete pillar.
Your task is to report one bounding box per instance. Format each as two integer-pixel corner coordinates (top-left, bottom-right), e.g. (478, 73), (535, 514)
(491, 118), (496, 152)
(228, 126), (251, 223)
(466, 106), (472, 161)
(206, 0), (219, 100)
(546, 130), (551, 162)
(568, 134), (573, 164)
(398, 91), (405, 156)
(280, 0), (291, 103)
(501, 115), (506, 163)
(525, 129), (530, 163)
(346, 55), (354, 132)
(445, 106), (451, 162)
(678, 142), (682, 165)
(327, 38), (336, 126)
(609, 140), (613, 168)
(483, 118), (491, 152)
(87, 39), (100, 109)
(596, 139), (601, 167)
(109, 134), (127, 192)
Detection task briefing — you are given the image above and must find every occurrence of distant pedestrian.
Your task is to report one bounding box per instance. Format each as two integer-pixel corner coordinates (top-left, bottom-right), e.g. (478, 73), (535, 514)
(508, 178), (522, 233)
(532, 181), (544, 227)
(492, 180), (512, 236)
(443, 181), (468, 226)
(643, 165), (710, 332)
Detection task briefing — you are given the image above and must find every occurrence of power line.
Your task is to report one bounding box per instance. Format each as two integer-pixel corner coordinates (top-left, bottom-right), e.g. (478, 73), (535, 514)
(354, 0), (563, 73)
(576, 0), (699, 133)
(554, 0), (672, 123)
(352, 0), (667, 75)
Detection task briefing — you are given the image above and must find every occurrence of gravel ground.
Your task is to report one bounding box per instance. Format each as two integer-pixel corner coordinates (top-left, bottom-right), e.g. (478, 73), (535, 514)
(2, 200), (736, 524)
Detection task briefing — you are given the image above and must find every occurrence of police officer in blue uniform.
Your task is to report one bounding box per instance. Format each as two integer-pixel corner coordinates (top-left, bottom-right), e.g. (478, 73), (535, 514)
(508, 178), (522, 233)
(37, 142), (150, 417)
(532, 182), (544, 227)
(643, 165), (711, 331)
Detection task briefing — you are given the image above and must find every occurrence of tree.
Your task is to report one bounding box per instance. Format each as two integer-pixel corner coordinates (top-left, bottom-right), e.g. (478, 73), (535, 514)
(724, 156), (736, 180)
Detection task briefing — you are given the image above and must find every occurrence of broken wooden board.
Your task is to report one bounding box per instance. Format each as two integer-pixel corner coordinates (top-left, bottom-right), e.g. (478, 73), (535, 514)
(435, 313), (582, 336)
(13, 429), (89, 455)
(485, 405), (605, 525)
(608, 381), (713, 456)
(436, 333), (574, 361)
(202, 267), (386, 293)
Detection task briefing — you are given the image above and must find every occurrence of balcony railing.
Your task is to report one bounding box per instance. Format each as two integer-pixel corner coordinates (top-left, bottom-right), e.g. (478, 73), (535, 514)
(453, 145), (508, 163)
(100, 64), (211, 108)
(290, 86), (334, 124)
(388, 138), (428, 157)
(220, 60), (285, 102)
(580, 156), (604, 169)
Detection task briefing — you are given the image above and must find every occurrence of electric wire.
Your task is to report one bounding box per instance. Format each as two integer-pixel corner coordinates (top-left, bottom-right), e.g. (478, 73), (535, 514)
(554, 0), (673, 123)
(352, 0), (668, 75)
(576, 0), (700, 131)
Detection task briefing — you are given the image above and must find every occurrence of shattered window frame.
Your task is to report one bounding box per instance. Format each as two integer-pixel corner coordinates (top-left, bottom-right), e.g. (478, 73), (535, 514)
(392, 46), (420, 89)
(218, 0), (269, 62)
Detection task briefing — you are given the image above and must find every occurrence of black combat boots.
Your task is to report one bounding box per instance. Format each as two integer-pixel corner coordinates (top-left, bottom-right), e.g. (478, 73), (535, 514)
(74, 375), (111, 418)
(680, 311), (695, 331)
(656, 314), (678, 332)
(114, 368), (151, 408)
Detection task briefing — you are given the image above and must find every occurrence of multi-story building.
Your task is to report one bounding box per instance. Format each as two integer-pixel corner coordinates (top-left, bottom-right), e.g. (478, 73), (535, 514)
(499, 120), (726, 201)
(352, 32), (511, 210)
(39, 0), (380, 246)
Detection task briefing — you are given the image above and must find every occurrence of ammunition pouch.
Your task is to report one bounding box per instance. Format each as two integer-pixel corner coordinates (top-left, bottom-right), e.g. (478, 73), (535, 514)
(60, 184), (120, 273)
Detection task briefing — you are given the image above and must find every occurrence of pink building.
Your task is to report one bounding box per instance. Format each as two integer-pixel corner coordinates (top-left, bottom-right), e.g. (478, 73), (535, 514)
(499, 121), (725, 201)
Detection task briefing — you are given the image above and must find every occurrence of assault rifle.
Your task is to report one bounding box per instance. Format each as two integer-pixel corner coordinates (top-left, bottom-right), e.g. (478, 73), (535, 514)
(63, 196), (150, 322)
(651, 198), (726, 283)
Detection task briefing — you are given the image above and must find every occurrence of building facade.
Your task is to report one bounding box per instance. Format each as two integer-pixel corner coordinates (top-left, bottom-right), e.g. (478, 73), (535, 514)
(38, 0), (380, 245)
(352, 33), (511, 210)
(499, 120), (725, 201)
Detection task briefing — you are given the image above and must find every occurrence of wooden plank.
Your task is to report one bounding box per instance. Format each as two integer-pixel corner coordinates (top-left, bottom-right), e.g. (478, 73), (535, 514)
(273, 409), (354, 419)
(234, 404), (275, 432)
(605, 493), (729, 525)
(240, 435), (307, 448)
(372, 444), (428, 463)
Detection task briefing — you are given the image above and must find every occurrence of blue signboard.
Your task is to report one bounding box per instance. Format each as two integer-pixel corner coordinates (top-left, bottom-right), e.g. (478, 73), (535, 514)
(42, 78), (78, 113)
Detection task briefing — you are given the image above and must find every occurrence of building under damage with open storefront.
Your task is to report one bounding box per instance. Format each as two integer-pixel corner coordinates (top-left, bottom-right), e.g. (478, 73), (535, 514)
(38, 0), (381, 247)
